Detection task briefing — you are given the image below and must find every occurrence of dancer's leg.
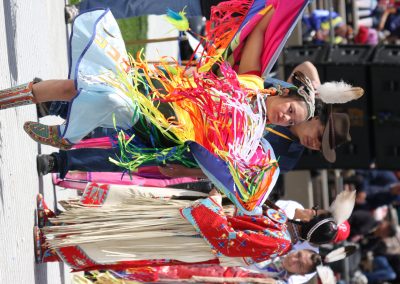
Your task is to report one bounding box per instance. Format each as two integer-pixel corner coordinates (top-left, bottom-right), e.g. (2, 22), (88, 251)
(32, 80), (76, 103)
(35, 195), (61, 263)
(34, 226), (61, 263)
(37, 148), (122, 178)
(0, 79), (76, 110)
(36, 193), (56, 228)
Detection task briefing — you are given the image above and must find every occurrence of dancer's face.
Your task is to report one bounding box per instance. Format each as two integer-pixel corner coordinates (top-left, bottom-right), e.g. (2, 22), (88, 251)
(266, 90), (308, 127)
(290, 117), (325, 151)
(282, 249), (316, 275)
(295, 208), (329, 222)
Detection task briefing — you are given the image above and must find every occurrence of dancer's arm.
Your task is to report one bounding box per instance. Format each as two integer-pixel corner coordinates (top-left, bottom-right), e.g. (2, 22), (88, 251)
(287, 61), (321, 88)
(378, 8), (397, 31)
(181, 197), (291, 259)
(158, 164), (207, 178)
(238, 8), (275, 75)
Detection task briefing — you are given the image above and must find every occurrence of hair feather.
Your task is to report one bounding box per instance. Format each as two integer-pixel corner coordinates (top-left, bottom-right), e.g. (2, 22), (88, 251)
(329, 190), (356, 225)
(324, 245), (357, 263)
(317, 81), (364, 104)
(317, 266), (336, 284)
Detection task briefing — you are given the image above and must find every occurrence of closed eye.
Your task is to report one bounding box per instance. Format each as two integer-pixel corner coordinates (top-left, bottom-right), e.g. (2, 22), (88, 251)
(298, 251), (304, 273)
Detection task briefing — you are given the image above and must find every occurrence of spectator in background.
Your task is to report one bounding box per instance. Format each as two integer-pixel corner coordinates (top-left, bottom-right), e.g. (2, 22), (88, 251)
(354, 25), (379, 45)
(349, 210), (398, 284)
(347, 169), (400, 210)
(303, 9), (353, 44)
(355, 183), (400, 211)
(361, 255), (397, 284)
(370, 0), (400, 41)
(357, 170), (400, 193)
(349, 210), (396, 243)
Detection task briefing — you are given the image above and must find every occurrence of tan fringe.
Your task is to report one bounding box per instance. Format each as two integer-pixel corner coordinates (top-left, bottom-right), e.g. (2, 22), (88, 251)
(44, 196), (197, 248)
(46, 195), (236, 251)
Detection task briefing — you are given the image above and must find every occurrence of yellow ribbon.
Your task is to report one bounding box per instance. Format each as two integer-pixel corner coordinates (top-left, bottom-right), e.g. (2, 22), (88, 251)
(265, 127), (293, 141)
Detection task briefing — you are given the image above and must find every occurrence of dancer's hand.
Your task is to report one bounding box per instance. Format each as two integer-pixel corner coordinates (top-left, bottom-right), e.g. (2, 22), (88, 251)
(184, 66), (197, 77)
(209, 188), (221, 196)
(209, 188), (222, 206)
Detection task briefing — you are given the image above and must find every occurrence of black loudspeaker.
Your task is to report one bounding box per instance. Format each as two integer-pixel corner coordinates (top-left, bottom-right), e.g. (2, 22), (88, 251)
(296, 45), (374, 169)
(283, 45), (327, 81)
(324, 45), (374, 169)
(373, 120), (400, 169)
(370, 45), (400, 169)
(370, 45), (400, 112)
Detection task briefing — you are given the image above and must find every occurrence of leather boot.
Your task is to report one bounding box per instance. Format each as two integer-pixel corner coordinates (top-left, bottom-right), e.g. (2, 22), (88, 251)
(37, 154), (59, 176)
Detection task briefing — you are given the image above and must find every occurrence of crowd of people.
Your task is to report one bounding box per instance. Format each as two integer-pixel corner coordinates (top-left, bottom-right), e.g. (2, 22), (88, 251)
(302, 0), (400, 45)
(2, 0), (399, 283)
(336, 169), (400, 284)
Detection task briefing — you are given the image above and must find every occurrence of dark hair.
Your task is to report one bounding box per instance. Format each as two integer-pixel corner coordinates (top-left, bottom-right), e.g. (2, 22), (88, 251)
(388, 224), (397, 238)
(382, 221), (398, 238)
(314, 99), (329, 124)
(285, 90), (305, 102)
(299, 213), (338, 245)
(308, 252), (323, 273)
(291, 72), (313, 93)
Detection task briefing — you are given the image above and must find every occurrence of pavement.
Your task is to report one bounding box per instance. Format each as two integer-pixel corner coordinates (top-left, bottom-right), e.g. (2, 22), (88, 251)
(0, 1), (179, 283)
(0, 1), (81, 283)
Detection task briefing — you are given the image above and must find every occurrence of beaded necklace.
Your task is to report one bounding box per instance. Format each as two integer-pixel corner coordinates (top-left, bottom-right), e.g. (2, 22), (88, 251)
(288, 221), (301, 244)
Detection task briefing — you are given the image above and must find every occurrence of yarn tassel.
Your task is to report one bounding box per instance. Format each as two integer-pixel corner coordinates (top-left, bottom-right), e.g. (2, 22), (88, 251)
(164, 9), (190, 32)
(102, 52), (279, 212)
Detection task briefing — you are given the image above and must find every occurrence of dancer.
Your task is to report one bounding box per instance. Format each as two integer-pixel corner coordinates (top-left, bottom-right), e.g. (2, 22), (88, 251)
(1, 8), (362, 213)
(34, 61), (352, 177)
(34, 187), (355, 273)
(76, 249), (321, 283)
(265, 60), (353, 171)
(0, 8), (321, 214)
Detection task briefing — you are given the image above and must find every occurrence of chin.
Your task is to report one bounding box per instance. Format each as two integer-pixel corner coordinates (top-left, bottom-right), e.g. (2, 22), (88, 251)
(269, 119), (278, 125)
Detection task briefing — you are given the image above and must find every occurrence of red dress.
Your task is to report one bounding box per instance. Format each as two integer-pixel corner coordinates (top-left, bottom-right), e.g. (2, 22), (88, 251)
(45, 197), (291, 272)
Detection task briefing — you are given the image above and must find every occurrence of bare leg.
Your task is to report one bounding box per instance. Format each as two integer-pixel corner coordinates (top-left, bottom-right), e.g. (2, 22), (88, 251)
(32, 79), (77, 103)
(24, 80), (76, 149)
